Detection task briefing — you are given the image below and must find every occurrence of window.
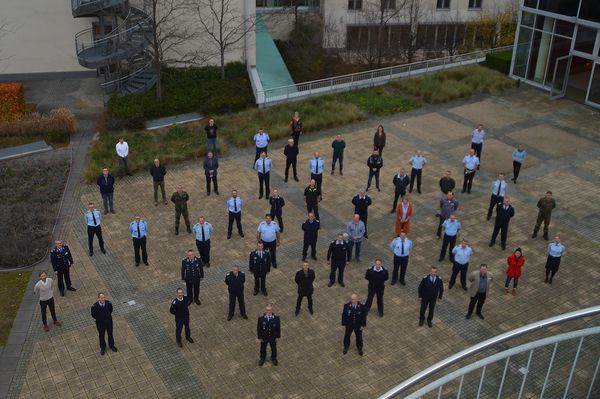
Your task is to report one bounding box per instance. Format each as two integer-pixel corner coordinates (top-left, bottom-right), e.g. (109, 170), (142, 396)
(348, 0), (362, 10)
(436, 0), (450, 9)
(384, 0), (396, 10)
(538, 0), (579, 17)
(468, 0), (482, 8)
(574, 26), (597, 54)
(580, 1), (600, 23)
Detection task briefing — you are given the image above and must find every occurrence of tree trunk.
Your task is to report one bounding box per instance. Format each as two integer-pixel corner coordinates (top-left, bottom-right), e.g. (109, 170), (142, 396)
(155, 61), (162, 100)
(220, 50), (225, 79)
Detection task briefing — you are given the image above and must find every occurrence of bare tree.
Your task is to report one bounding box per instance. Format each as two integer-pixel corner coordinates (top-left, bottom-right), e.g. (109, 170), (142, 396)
(0, 21), (13, 69)
(400, 0), (425, 64)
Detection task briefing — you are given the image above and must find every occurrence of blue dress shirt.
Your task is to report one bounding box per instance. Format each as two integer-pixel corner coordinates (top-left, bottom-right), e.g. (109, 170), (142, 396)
(85, 210), (102, 226)
(491, 180), (507, 196)
(309, 158), (324, 175)
(512, 149), (527, 163)
(548, 243), (565, 257)
(463, 155), (480, 171)
(442, 219), (461, 236)
(452, 246), (473, 265)
(227, 197), (243, 213)
(471, 129), (486, 144)
(130, 220), (148, 238)
(254, 157), (273, 174)
(258, 221), (280, 242)
(390, 238), (412, 257)
(193, 222), (213, 241)
(409, 155), (427, 169)
(254, 133), (270, 148)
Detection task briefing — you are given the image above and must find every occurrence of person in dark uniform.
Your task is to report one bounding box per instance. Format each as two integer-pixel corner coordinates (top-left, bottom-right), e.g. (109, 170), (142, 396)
(342, 293), (367, 356)
(257, 304), (281, 366)
(327, 233), (348, 287)
(225, 265), (248, 320)
(171, 185), (191, 235)
(489, 196), (515, 250)
(304, 179), (322, 220)
(203, 151), (219, 195)
(295, 262), (315, 315)
(364, 259), (389, 317)
(290, 111), (302, 147)
(249, 242), (271, 296)
(366, 150), (383, 192)
(390, 168), (410, 213)
(283, 139), (299, 182)
(301, 212), (320, 261)
(50, 240), (75, 297)
(352, 190), (372, 238)
(85, 202), (106, 256)
(418, 266), (444, 328)
(91, 292), (117, 355)
(169, 288), (194, 348)
(181, 250), (204, 305)
(269, 189), (285, 233)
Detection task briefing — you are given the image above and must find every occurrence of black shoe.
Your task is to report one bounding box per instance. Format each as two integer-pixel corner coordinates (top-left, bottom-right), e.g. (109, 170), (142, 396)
(309, 308), (313, 315)
(339, 282), (345, 287)
(110, 210), (116, 214)
(186, 337), (194, 343)
(177, 341), (183, 348)
(390, 209), (395, 214)
(532, 231), (538, 238)
(331, 170), (334, 175)
(295, 310), (299, 316)
(400, 281), (406, 286)
(253, 291), (258, 296)
(240, 233), (245, 238)
(364, 234), (368, 239)
(104, 210), (109, 215)
(187, 227), (192, 234)
(419, 320), (424, 327)
(486, 216), (491, 221)
(272, 359), (278, 366)
(462, 286), (468, 291)
(467, 191), (471, 194)
(391, 281), (397, 286)
(489, 242), (494, 247)
(195, 300), (201, 305)
(284, 178), (288, 182)
(262, 291), (268, 296)
(448, 283), (454, 290)
(466, 313), (472, 319)
(100, 248), (106, 254)
(227, 235), (231, 239)
(544, 277), (548, 283)
(327, 282), (334, 287)
(543, 233), (549, 241)
(242, 314), (248, 319)
(438, 258), (444, 262)
(144, 261), (149, 265)
(227, 315), (233, 321)
(215, 191), (219, 195)
(461, 190), (466, 194)
(176, 230), (179, 236)
(60, 291), (65, 297)
(302, 257), (307, 261)
(501, 245), (506, 250)
(258, 195), (263, 200)
(294, 176), (299, 182)
(377, 188), (381, 192)
(207, 192), (211, 196)
(258, 359), (265, 367)
(67, 287), (76, 291)
(427, 321), (433, 328)
(110, 346), (118, 352)
(476, 313), (484, 320)
(417, 190), (421, 194)
(340, 171), (343, 176)
(343, 347), (348, 355)
(135, 263), (140, 267)
(272, 264), (277, 269)
(100, 348), (106, 355)
(89, 252), (93, 256)
(378, 312), (383, 317)
(358, 349), (363, 356)
(311, 256), (317, 261)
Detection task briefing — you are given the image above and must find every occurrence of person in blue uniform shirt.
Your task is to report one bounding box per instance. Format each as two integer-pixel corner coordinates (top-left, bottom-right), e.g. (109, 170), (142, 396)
(169, 288), (194, 348)
(193, 216), (213, 267)
(226, 190), (244, 239)
(489, 196), (515, 250)
(295, 262), (315, 315)
(249, 242), (271, 296)
(342, 293), (367, 356)
(225, 265), (248, 320)
(470, 124), (486, 160)
(253, 128), (270, 162)
(256, 214), (281, 268)
(254, 151), (272, 200)
(545, 235), (566, 284)
(91, 292), (117, 355)
(129, 215), (148, 266)
(418, 266), (444, 328)
(181, 250), (204, 305)
(328, 233), (349, 287)
(85, 202), (106, 256)
(257, 304), (281, 366)
(50, 240), (76, 296)
(439, 214), (461, 262)
(301, 212), (320, 261)
(511, 144), (526, 183)
(352, 190), (372, 238)
(450, 239), (473, 290)
(269, 189), (285, 232)
(364, 259), (389, 317)
(487, 173), (507, 220)
(203, 151), (219, 195)
(390, 232), (412, 286)
(309, 151), (325, 193)
(462, 148), (480, 194)
(408, 150), (427, 194)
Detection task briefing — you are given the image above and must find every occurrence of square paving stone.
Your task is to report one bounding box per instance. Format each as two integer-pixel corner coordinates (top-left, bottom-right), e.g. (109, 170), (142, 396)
(391, 113), (472, 144)
(448, 99), (528, 128)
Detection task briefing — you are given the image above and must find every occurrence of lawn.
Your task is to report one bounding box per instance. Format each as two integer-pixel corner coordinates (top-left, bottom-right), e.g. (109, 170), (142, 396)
(0, 271), (31, 346)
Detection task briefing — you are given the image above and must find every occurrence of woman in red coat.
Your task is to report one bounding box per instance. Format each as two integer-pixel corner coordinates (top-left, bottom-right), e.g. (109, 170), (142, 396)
(505, 247), (525, 296)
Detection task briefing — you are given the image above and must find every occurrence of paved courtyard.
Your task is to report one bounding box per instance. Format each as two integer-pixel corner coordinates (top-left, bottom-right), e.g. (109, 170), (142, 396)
(4, 86), (600, 398)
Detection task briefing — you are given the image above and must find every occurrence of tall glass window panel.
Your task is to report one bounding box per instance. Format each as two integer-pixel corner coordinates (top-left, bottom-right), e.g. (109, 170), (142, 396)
(523, 0), (537, 8)
(527, 30), (553, 84)
(437, 0), (450, 9)
(579, 1), (600, 23)
(521, 11), (535, 27)
(535, 15), (555, 33)
(555, 20), (575, 37)
(538, 0), (579, 17)
(545, 36), (573, 85)
(513, 27), (533, 78)
(587, 63), (600, 105)
(468, 0), (482, 9)
(575, 26), (596, 54)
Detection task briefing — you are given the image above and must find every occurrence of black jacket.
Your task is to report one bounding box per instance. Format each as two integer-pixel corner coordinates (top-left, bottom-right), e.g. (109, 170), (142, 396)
(169, 297), (190, 318)
(393, 174), (410, 193)
(203, 157), (219, 175)
(269, 196), (285, 216)
(302, 219), (320, 241)
(284, 144), (299, 160)
(181, 256), (204, 283)
(97, 174), (115, 194)
(249, 251), (271, 276)
(352, 195), (372, 216)
(367, 156), (383, 171)
(225, 271), (245, 293)
(51, 245), (73, 273)
(149, 165), (167, 182)
(257, 314), (281, 341)
(295, 269), (315, 295)
(91, 300), (113, 326)
(418, 275), (444, 301)
(365, 267), (389, 290)
(328, 241), (348, 264)
(205, 124), (218, 139)
(341, 302), (367, 329)
(373, 132), (386, 148)
(494, 204), (515, 225)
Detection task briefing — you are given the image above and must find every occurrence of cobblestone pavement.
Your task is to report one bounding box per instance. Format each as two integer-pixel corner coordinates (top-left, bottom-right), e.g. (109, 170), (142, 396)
(6, 87), (600, 398)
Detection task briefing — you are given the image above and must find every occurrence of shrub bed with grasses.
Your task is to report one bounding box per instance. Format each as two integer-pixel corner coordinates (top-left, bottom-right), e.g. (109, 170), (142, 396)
(0, 108), (77, 148)
(0, 270), (31, 346)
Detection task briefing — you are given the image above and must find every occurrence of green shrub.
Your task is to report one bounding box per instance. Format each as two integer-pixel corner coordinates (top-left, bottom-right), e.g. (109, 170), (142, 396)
(45, 130), (70, 143)
(484, 51), (513, 75)
(342, 87), (414, 116)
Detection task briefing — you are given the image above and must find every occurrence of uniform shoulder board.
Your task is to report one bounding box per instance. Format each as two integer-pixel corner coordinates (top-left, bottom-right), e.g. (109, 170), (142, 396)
(172, 300), (177, 305)
(226, 272), (232, 275)
(182, 257), (187, 261)
(423, 275), (429, 279)
(240, 271), (245, 275)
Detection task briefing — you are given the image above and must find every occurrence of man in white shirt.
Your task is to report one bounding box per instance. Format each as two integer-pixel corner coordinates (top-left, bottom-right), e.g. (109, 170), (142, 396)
(34, 271), (62, 332)
(115, 137), (131, 178)
(471, 124), (486, 160)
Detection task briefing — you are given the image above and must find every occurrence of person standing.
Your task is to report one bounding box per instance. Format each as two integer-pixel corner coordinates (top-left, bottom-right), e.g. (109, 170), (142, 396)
(226, 190), (245, 239)
(169, 288), (194, 348)
(149, 158), (167, 205)
(487, 173), (507, 220)
(327, 233), (349, 287)
(205, 118), (218, 155)
(91, 292), (117, 355)
(295, 262), (315, 315)
(418, 267), (444, 328)
(257, 214), (281, 268)
(309, 152), (325, 193)
(254, 151), (272, 200)
(505, 248), (525, 295)
(97, 168), (115, 214)
(364, 259), (389, 317)
(331, 134), (346, 175)
(470, 124), (486, 160)
(290, 111), (302, 147)
(249, 242), (271, 296)
(301, 212), (320, 261)
(489, 196), (515, 250)
(511, 144), (526, 183)
(390, 168), (410, 213)
(532, 191), (556, 240)
(85, 202), (106, 256)
(283, 139), (299, 182)
(193, 216), (213, 267)
(225, 265), (247, 320)
(545, 236), (565, 284)
(269, 189), (285, 233)
(129, 215), (148, 266)
(304, 179), (321, 220)
(171, 185), (191, 235)
(390, 232), (412, 286)
(341, 293), (367, 355)
(436, 192), (459, 238)
(439, 170), (455, 194)
(366, 150), (383, 192)
(438, 214), (461, 262)
(352, 190), (372, 238)
(462, 149), (480, 194)
(34, 271), (61, 332)
(395, 196), (413, 236)
(408, 150), (427, 194)
(466, 264), (492, 320)
(115, 137), (131, 178)
(181, 250), (204, 305)
(346, 214), (366, 262)
(253, 128), (270, 162)
(203, 151), (219, 195)
(50, 240), (75, 297)
(257, 304), (281, 366)
(373, 125), (386, 156)
(449, 239), (473, 290)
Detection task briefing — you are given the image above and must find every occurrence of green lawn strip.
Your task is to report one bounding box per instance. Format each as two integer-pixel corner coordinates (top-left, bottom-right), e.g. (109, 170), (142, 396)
(0, 271), (31, 346)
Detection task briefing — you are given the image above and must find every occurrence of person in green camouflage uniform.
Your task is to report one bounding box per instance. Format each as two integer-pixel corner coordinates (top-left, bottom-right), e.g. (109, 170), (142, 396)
(171, 185), (191, 235)
(532, 191), (556, 240)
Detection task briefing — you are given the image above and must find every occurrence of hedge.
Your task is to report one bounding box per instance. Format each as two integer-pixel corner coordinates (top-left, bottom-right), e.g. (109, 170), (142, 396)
(0, 108), (77, 137)
(485, 51), (513, 75)
(0, 83), (26, 122)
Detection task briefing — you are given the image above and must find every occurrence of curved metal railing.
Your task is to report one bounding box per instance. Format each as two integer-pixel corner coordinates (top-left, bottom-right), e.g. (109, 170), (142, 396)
(71, 0), (123, 16)
(100, 57), (154, 94)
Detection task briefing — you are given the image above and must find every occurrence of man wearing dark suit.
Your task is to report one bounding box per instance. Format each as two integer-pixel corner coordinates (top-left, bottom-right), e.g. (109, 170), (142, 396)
(489, 196), (515, 250)
(342, 293), (367, 356)
(283, 139), (299, 182)
(249, 242), (271, 296)
(91, 292), (117, 355)
(50, 240), (75, 297)
(169, 288), (194, 348)
(390, 168), (410, 213)
(295, 262), (315, 315)
(96, 168), (116, 214)
(181, 250), (204, 305)
(327, 233), (349, 287)
(418, 266), (444, 328)
(364, 259), (389, 317)
(301, 212), (320, 261)
(269, 189), (285, 233)
(203, 151), (219, 195)
(257, 304), (281, 366)
(225, 265), (247, 320)
(352, 190), (372, 238)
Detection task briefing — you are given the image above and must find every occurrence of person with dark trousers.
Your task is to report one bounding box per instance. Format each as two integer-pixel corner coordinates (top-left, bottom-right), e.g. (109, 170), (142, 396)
(304, 179), (321, 220)
(342, 293), (367, 356)
(249, 242), (271, 296)
(470, 124), (486, 160)
(181, 250), (204, 305)
(97, 167), (115, 214)
(171, 185), (191, 235)
(390, 232), (412, 286)
(193, 216), (213, 267)
(545, 236), (565, 284)
(283, 139), (299, 182)
(85, 202), (105, 256)
(34, 271), (61, 332)
(205, 118), (218, 155)
(295, 262), (315, 315)
(364, 259), (389, 317)
(409, 150), (427, 194)
(129, 215), (148, 266)
(301, 212), (320, 261)
(505, 248), (525, 295)
(439, 170), (455, 194)
(309, 152), (325, 193)
(438, 214), (461, 262)
(352, 190), (372, 238)
(50, 240), (75, 296)
(511, 144), (526, 183)
(269, 189), (285, 233)
(532, 191), (556, 240)
(169, 288), (194, 348)
(418, 267), (444, 328)
(466, 264), (492, 320)
(225, 265), (247, 320)
(373, 125), (386, 156)
(256, 214), (281, 269)
(327, 233), (349, 287)
(391, 168), (410, 213)
(257, 304), (281, 366)
(91, 292), (117, 355)
(487, 173), (507, 220)
(150, 158), (167, 205)
(254, 151), (272, 200)
(346, 214), (366, 262)
(489, 196), (515, 250)
(253, 128), (270, 162)
(290, 111), (302, 147)
(331, 134), (346, 175)
(366, 150), (383, 192)
(436, 192), (459, 239)
(203, 151), (219, 195)
(462, 149), (480, 194)
(226, 190), (244, 239)
(449, 239), (473, 290)
(115, 137), (131, 178)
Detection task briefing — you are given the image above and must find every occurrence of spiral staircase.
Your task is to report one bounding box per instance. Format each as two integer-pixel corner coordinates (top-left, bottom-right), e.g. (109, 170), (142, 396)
(72, 0), (157, 96)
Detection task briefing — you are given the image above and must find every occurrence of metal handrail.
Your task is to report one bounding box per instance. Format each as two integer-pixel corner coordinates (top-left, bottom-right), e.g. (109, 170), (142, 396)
(100, 59), (153, 90)
(379, 305), (600, 398)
